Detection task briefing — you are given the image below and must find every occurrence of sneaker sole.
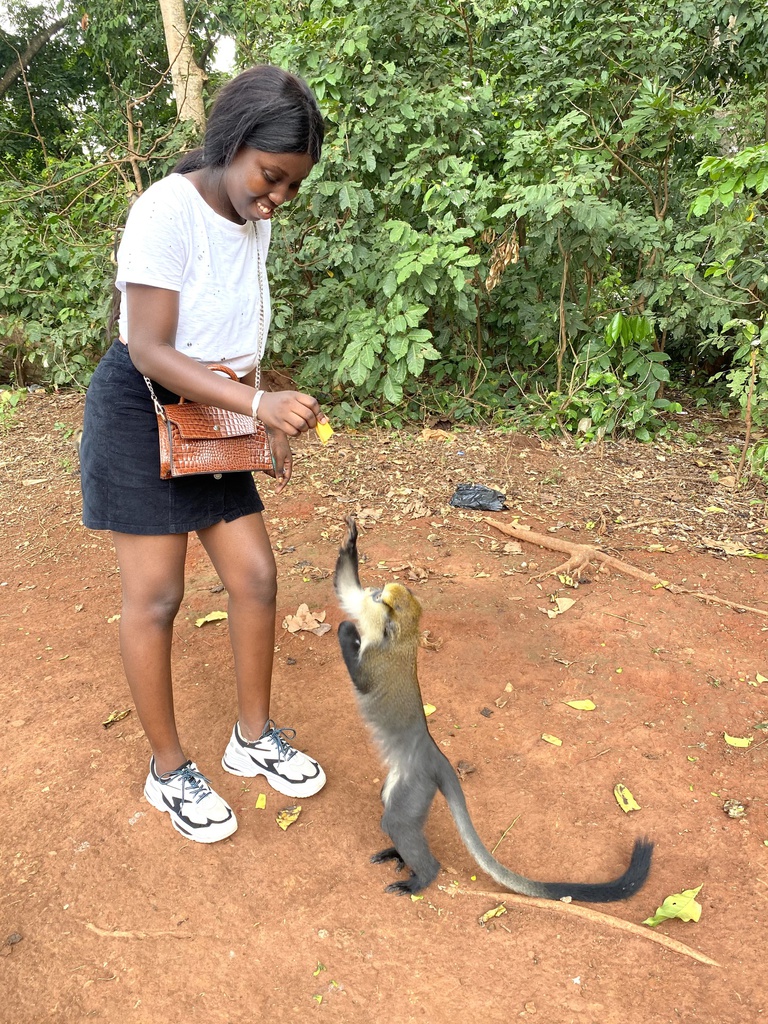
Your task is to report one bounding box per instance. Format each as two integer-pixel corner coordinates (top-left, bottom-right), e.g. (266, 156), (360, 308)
(143, 780), (238, 844)
(221, 754), (326, 797)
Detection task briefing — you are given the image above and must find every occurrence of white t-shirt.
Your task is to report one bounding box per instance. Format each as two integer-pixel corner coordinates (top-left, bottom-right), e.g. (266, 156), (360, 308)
(116, 173), (271, 376)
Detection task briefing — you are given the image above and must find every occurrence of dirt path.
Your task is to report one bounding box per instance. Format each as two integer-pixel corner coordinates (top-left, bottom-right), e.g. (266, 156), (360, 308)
(1, 392), (767, 1023)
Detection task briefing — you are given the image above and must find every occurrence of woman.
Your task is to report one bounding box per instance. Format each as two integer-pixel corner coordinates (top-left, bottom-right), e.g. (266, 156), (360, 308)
(80, 66), (328, 844)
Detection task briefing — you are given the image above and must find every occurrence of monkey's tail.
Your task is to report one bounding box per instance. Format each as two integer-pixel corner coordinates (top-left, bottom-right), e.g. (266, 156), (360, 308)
(436, 757), (653, 903)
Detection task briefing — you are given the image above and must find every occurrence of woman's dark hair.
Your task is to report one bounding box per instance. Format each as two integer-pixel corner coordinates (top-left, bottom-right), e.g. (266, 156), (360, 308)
(173, 65), (324, 174)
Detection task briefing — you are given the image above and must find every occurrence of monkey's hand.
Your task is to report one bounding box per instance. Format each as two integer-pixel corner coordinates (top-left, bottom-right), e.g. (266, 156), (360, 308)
(341, 515), (358, 552)
(337, 619), (369, 691)
(337, 619), (361, 658)
(334, 517), (362, 610)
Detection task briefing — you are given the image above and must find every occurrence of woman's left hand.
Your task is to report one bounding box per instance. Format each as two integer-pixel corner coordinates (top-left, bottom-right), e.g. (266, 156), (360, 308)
(267, 429), (293, 493)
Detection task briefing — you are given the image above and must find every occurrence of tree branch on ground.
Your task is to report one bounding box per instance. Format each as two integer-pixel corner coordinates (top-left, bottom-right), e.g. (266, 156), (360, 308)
(445, 886), (721, 968)
(484, 518), (768, 617)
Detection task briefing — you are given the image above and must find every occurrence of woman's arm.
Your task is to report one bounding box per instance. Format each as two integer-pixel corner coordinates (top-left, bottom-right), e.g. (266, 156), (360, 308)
(127, 283), (324, 437)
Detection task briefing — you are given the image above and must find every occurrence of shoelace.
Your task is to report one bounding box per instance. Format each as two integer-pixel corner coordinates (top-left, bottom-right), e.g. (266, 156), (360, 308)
(159, 762), (212, 804)
(262, 720), (298, 761)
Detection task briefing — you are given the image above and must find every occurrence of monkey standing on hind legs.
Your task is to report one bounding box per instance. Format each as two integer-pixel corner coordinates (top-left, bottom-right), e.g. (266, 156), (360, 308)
(333, 515), (654, 901)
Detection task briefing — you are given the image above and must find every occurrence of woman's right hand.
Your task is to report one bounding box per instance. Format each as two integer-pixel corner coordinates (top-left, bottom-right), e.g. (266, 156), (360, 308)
(256, 391), (326, 436)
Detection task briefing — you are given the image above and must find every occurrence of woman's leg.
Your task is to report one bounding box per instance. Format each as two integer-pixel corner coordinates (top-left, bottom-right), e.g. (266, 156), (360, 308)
(196, 513), (276, 740)
(111, 531), (189, 774)
(113, 530), (238, 843)
(199, 516), (325, 794)
(200, 512), (326, 797)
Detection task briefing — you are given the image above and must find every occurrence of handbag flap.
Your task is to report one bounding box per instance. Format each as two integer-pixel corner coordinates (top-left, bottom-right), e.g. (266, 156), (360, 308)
(166, 403), (256, 441)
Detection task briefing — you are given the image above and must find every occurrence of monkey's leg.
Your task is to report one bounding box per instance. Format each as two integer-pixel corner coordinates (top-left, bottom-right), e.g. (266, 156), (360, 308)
(380, 775), (440, 895)
(372, 774), (407, 872)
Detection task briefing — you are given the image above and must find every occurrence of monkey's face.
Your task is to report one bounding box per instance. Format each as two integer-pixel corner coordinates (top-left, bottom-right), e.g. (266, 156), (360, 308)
(356, 582), (422, 648)
(376, 582), (422, 640)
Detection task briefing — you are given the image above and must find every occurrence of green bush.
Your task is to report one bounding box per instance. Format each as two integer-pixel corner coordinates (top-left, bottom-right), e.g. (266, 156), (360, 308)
(1, 0), (767, 447)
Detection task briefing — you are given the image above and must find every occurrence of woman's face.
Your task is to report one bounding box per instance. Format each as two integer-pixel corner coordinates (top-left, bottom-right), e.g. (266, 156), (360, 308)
(220, 147), (315, 224)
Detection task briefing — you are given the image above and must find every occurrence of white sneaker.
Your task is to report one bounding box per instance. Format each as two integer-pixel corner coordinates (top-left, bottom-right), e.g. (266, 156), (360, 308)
(221, 721), (326, 797)
(143, 759), (237, 843)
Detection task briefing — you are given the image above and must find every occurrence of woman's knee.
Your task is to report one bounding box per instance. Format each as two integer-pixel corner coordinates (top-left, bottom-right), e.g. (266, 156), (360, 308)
(227, 555), (277, 607)
(122, 581), (185, 628)
(113, 533), (188, 628)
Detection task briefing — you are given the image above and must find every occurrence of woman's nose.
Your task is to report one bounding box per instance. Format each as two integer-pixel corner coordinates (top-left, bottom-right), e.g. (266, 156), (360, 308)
(270, 183), (292, 206)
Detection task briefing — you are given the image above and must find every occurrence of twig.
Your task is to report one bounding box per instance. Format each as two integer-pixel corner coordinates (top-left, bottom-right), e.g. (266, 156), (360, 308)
(602, 611), (646, 626)
(614, 518), (680, 530)
(575, 747), (612, 765)
(735, 345), (758, 486)
(443, 887), (721, 967)
(491, 815), (520, 856)
(673, 589), (768, 616)
(484, 519), (768, 618)
(556, 232), (570, 393)
(81, 921), (192, 940)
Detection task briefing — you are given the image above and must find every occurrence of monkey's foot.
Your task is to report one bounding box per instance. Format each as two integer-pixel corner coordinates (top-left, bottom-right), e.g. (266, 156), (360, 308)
(384, 874), (425, 896)
(371, 847), (406, 872)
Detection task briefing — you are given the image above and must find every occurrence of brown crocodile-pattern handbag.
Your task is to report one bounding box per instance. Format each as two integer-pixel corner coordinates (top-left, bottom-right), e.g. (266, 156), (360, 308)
(145, 365), (276, 480)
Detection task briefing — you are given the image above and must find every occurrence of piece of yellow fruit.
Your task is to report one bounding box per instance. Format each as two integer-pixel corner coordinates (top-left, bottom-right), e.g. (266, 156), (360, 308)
(614, 783), (641, 813)
(541, 733), (562, 746)
(315, 421), (334, 443)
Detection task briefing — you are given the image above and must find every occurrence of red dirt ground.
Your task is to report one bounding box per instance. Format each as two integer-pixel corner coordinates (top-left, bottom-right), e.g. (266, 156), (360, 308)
(1, 390), (767, 1024)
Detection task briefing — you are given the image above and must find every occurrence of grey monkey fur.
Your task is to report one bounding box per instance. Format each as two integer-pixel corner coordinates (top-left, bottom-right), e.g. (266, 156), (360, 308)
(334, 516), (653, 900)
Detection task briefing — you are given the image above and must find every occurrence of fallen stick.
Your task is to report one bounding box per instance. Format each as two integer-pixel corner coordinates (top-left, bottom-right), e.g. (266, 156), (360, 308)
(81, 921), (192, 940)
(443, 886), (721, 967)
(484, 518), (768, 617)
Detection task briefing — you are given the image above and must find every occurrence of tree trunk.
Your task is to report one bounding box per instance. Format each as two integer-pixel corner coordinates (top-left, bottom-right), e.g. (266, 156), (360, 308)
(0, 17), (69, 99)
(157, 0), (206, 131)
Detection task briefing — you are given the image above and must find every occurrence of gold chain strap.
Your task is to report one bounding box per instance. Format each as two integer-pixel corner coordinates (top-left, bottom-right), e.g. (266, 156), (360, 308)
(254, 227), (266, 390)
(144, 222), (267, 404)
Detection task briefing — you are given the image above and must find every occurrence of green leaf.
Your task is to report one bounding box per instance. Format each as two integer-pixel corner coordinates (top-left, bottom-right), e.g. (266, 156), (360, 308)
(382, 374), (403, 404)
(408, 329), (433, 344)
(406, 347), (425, 376)
(387, 334), (409, 359)
(382, 272), (398, 298)
(606, 313), (624, 343)
(643, 886), (703, 928)
(690, 193), (713, 217)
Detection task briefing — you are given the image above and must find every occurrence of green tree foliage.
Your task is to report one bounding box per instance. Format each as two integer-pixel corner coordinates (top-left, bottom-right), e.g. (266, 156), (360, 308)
(681, 143), (768, 426)
(251, 0), (768, 434)
(1, 0), (767, 443)
(0, 0), (228, 384)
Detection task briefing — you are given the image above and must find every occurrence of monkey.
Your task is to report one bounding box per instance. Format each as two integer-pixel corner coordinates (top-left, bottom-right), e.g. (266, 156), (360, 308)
(333, 516), (653, 900)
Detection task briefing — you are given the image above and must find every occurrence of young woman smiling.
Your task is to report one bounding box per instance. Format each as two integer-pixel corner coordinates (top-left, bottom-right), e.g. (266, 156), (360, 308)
(80, 66), (328, 844)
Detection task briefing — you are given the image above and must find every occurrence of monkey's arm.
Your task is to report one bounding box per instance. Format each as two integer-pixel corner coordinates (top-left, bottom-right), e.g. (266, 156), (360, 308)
(337, 620), (374, 694)
(333, 518), (360, 584)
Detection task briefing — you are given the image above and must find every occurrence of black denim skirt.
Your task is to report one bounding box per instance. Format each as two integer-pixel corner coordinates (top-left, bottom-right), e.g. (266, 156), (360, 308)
(80, 341), (264, 535)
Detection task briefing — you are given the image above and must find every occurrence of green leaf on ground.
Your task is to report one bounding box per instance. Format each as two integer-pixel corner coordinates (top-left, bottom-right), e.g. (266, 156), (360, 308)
(643, 885), (703, 928)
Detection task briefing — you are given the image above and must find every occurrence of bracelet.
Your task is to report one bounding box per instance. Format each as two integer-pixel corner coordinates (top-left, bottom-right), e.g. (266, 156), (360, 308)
(251, 389), (265, 421)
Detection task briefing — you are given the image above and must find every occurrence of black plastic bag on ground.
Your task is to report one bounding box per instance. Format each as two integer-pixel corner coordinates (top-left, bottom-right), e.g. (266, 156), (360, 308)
(449, 483), (508, 511)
